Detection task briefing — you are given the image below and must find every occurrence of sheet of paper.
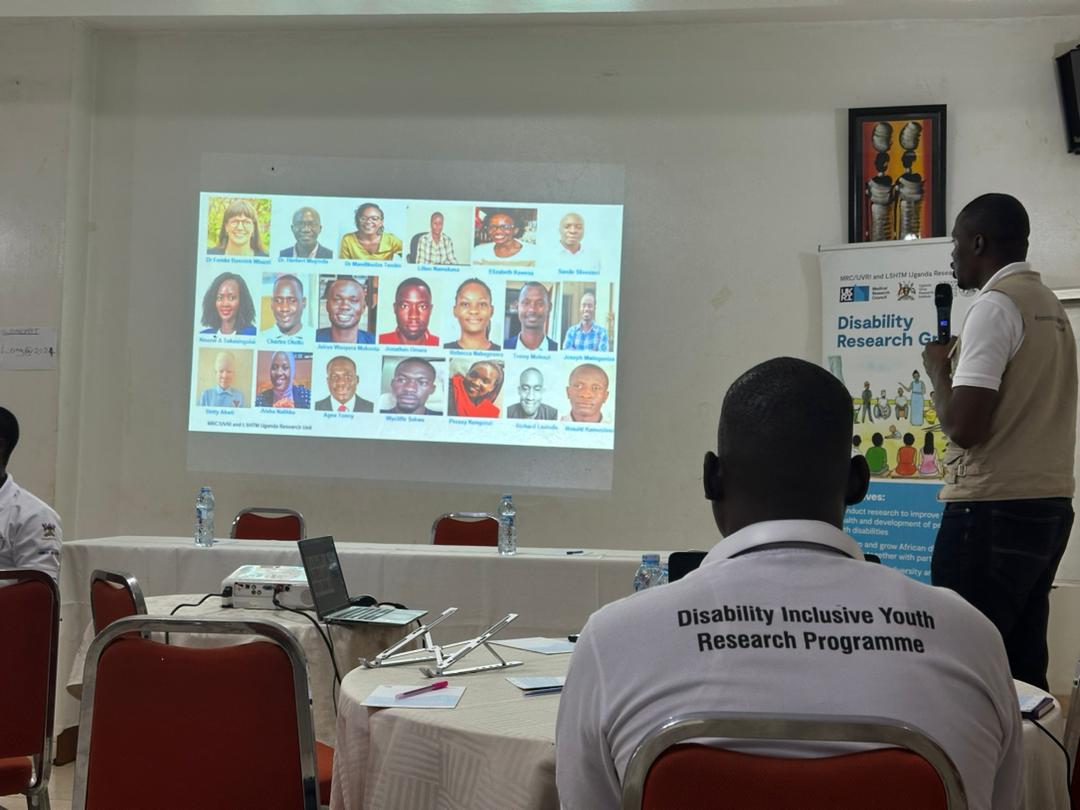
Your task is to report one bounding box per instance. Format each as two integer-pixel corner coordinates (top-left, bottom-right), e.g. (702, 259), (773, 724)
(506, 676), (566, 691)
(361, 684), (465, 709)
(490, 636), (576, 655)
(0, 327), (58, 370)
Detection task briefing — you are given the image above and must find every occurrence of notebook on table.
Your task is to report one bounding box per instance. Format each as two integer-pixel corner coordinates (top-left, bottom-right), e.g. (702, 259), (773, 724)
(298, 535), (427, 626)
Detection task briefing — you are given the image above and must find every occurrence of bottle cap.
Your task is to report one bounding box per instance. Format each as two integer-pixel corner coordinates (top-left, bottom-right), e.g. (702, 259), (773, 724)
(642, 553), (660, 564)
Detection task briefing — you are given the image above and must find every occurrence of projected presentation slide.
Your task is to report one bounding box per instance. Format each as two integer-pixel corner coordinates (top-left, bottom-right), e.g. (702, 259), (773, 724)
(189, 193), (623, 450)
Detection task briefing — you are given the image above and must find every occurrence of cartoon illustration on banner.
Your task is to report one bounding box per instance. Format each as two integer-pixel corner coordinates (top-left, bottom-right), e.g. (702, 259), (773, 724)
(821, 239), (974, 582)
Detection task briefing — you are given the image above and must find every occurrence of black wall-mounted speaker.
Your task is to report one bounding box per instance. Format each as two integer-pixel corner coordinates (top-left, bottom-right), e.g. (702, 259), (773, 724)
(1057, 46), (1080, 155)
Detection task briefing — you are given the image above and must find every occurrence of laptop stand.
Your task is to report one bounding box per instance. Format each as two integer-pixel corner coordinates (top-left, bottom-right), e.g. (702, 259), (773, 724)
(358, 607), (523, 677)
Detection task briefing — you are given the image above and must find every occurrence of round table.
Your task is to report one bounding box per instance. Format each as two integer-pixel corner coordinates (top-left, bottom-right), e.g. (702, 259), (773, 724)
(331, 649), (1070, 810)
(331, 648), (564, 810)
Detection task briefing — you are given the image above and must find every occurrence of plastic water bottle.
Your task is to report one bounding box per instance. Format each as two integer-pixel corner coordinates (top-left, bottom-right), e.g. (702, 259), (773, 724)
(656, 563), (669, 586)
(497, 494), (517, 556)
(194, 486), (216, 547)
(633, 553), (661, 592)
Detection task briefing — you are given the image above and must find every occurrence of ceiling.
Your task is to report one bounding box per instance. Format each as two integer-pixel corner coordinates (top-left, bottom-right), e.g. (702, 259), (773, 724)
(2, 0), (1079, 30)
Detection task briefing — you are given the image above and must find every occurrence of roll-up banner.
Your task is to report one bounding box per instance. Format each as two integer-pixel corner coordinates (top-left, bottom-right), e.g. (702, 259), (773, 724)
(820, 238), (975, 582)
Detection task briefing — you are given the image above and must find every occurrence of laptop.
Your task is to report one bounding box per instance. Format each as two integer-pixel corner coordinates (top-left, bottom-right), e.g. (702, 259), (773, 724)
(298, 536), (427, 626)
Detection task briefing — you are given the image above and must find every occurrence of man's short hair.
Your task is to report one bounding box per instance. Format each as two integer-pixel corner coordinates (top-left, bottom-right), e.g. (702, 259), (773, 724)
(275, 273), (305, 298)
(570, 363), (608, 388)
(719, 358), (851, 493)
(395, 357), (436, 378)
(329, 355), (357, 372)
(396, 277), (432, 298)
(0, 406), (19, 466)
(958, 193), (1030, 250)
(518, 281), (550, 305)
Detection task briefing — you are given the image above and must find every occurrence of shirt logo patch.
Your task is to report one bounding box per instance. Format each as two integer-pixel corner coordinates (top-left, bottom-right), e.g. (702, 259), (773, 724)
(42, 523), (58, 539)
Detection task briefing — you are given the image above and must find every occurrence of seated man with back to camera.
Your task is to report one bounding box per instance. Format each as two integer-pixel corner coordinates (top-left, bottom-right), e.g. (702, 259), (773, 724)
(556, 357), (1021, 810)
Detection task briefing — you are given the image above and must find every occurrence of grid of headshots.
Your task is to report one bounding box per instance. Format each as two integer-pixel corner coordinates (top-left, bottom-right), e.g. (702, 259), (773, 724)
(191, 193), (622, 443)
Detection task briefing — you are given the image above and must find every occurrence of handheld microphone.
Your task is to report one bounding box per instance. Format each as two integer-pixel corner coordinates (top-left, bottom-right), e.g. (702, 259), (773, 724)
(934, 283), (953, 344)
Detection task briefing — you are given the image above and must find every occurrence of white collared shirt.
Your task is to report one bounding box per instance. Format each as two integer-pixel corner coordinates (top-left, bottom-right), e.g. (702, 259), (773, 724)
(556, 519), (1022, 810)
(0, 475), (62, 583)
(952, 262), (1028, 391)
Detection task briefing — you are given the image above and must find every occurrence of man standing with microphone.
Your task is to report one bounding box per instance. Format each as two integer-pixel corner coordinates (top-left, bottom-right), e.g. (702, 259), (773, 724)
(922, 193), (1076, 689)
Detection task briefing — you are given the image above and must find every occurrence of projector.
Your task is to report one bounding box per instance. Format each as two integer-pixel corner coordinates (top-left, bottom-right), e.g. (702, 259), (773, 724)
(224, 565), (314, 610)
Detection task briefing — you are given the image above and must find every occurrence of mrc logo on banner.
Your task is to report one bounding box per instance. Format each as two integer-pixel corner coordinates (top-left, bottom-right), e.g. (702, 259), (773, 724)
(840, 285), (870, 303)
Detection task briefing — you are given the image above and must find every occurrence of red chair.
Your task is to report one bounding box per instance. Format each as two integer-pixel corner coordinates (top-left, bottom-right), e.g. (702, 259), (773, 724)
(231, 507), (306, 541)
(620, 712), (967, 810)
(89, 569), (147, 634)
(430, 512), (498, 546)
(73, 616), (320, 810)
(0, 569), (60, 810)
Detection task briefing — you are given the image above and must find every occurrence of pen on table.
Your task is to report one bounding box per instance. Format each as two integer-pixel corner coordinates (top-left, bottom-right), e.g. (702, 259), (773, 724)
(565, 549), (585, 555)
(396, 680), (449, 700)
(567, 634), (579, 642)
(523, 686), (564, 697)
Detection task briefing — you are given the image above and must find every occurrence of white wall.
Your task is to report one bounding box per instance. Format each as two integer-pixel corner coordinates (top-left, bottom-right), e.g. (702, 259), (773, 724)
(0, 21), (92, 511)
(70, 17), (1080, 546)
(4, 14), (1080, 689)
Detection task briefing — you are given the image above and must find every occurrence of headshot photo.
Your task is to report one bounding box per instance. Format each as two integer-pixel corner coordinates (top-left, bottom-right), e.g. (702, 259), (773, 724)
(380, 356), (444, 416)
(199, 272), (257, 336)
(553, 211), (601, 271)
(254, 350), (312, 409)
(560, 283), (611, 352)
(504, 281), (558, 352)
(260, 273), (313, 341)
(506, 366), (558, 420)
(444, 278), (500, 351)
(338, 202), (402, 262)
(195, 348), (252, 408)
(314, 355), (374, 413)
(406, 205), (471, 266)
(206, 197), (270, 257)
(448, 358), (504, 419)
(280, 206), (333, 259)
(316, 275), (375, 344)
(561, 362), (612, 424)
(379, 277), (439, 346)
(472, 207), (538, 266)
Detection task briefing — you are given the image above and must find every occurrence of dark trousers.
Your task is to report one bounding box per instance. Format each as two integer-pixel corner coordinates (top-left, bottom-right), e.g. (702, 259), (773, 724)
(931, 498), (1073, 690)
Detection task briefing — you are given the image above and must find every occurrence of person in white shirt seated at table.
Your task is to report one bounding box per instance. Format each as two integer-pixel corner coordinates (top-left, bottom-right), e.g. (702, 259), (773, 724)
(555, 357), (1022, 810)
(0, 406), (62, 583)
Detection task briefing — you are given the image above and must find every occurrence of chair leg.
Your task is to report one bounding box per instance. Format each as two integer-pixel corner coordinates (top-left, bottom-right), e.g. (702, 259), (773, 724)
(26, 792), (51, 810)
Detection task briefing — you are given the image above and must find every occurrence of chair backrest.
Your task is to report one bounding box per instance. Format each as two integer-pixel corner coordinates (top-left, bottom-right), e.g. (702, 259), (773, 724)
(407, 230), (426, 264)
(0, 569), (60, 797)
(231, 507), (306, 541)
(1065, 654), (1080, 810)
(90, 569), (147, 634)
(74, 616), (319, 810)
(430, 512), (498, 546)
(621, 712), (967, 810)
(667, 551), (707, 582)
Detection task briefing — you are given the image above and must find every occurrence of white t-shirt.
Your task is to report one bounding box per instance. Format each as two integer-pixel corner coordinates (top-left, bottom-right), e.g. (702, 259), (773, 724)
(0, 474), (62, 583)
(555, 520), (1022, 810)
(952, 262), (1028, 391)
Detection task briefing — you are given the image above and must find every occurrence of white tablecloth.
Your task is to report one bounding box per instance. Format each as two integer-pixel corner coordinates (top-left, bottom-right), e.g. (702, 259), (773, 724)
(332, 649), (563, 810)
(66, 594), (403, 745)
(331, 652), (1070, 810)
(56, 536), (644, 734)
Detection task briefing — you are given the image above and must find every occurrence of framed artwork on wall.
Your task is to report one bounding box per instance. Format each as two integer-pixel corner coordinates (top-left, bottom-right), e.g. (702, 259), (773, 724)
(848, 105), (946, 243)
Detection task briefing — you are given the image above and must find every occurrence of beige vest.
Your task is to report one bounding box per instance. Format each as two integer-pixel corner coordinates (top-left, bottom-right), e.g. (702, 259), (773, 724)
(941, 271), (1077, 501)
